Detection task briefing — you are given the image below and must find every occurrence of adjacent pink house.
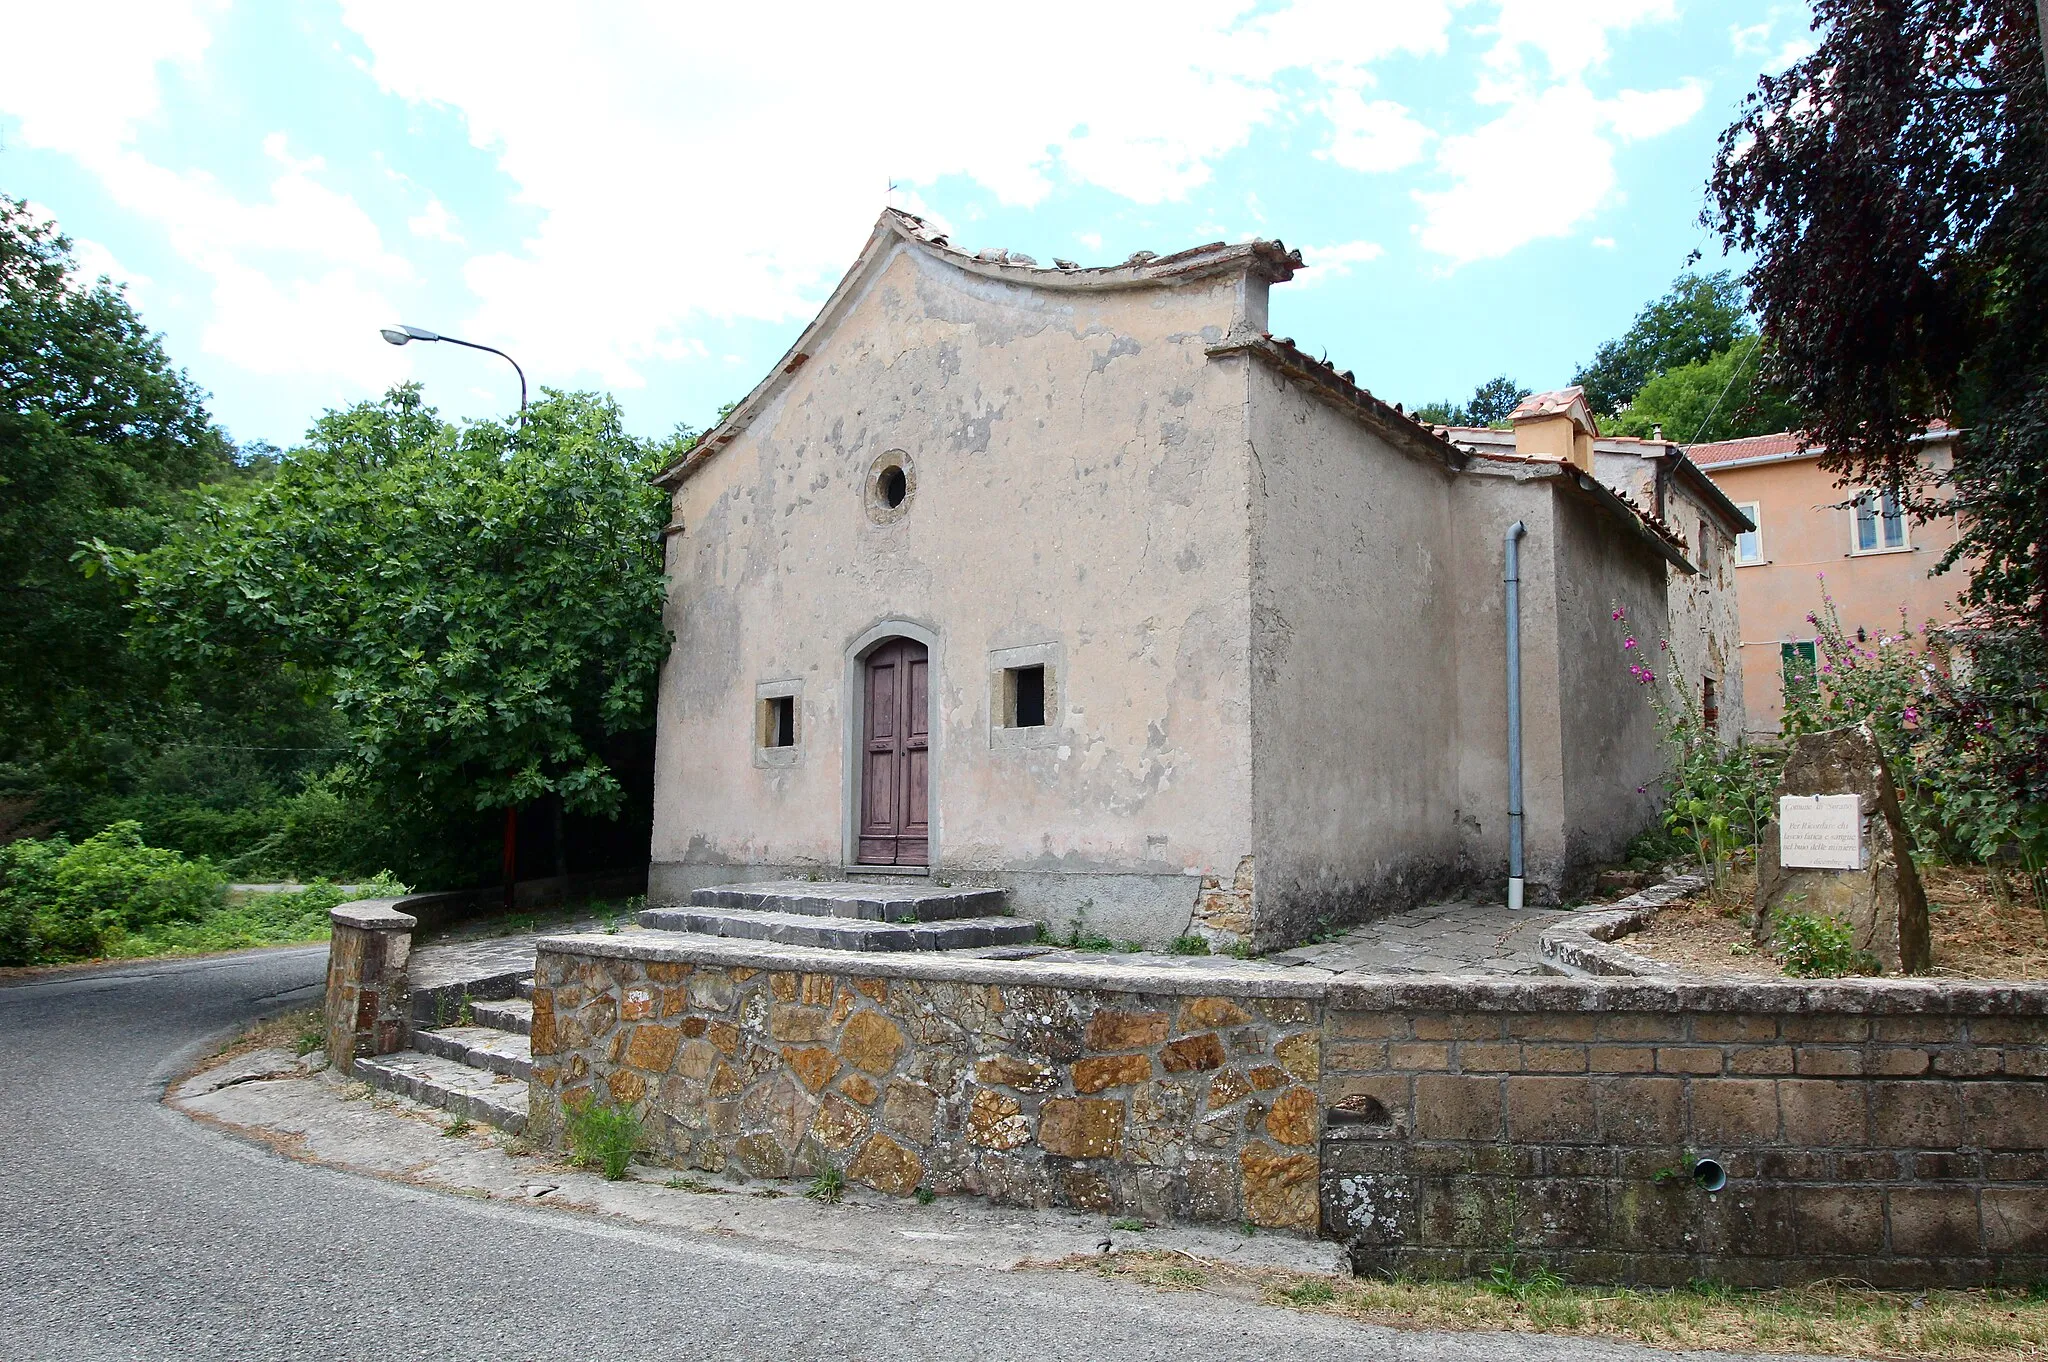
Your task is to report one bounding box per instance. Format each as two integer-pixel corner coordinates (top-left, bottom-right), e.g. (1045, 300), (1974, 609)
(1691, 428), (1968, 734)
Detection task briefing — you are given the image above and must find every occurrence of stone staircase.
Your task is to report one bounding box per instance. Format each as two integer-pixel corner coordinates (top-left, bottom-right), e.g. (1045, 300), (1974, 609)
(637, 880), (1039, 951)
(355, 979), (534, 1133)
(354, 880), (1032, 1131)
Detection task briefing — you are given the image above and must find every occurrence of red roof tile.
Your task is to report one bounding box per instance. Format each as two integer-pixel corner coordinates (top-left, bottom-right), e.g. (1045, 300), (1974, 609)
(1686, 431), (1811, 465)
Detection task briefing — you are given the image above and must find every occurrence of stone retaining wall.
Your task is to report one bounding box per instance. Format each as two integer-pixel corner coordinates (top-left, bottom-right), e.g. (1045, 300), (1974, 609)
(1323, 978), (2048, 1287)
(323, 901), (416, 1073)
(528, 938), (1325, 1229)
(528, 932), (2048, 1284)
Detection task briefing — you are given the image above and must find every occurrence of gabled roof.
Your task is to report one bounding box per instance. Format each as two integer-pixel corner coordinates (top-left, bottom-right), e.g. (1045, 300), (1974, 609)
(653, 209), (1304, 488)
(1509, 386), (1596, 429)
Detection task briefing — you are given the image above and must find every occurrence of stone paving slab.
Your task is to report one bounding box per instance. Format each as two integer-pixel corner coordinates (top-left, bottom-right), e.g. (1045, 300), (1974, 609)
(640, 906), (1040, 952)
(687, 880), (1010, 923)
(1268, 899), (1576, 977)
(353, 1048), (529, 1132)
(413, 1024), (534, 1080)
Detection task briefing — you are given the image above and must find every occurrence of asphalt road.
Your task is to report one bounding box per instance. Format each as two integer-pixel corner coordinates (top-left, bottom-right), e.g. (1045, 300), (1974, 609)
(0, 947), (1775, 1361)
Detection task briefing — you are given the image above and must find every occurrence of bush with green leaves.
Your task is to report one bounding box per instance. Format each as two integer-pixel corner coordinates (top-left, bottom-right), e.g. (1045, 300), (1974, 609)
(1772, 911), (1864, 978)
(1616, 607), (1779, 884)
(564, 1097), (641, 1180)
(0, 820), (224, 963)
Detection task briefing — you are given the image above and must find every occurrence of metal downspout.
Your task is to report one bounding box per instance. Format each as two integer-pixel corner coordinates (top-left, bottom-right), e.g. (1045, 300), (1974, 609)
(1504, 521), (1527, 911)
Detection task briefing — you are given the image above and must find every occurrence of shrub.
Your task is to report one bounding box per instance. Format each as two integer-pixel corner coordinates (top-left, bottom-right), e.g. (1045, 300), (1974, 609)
(564, 1098), (640, 1180)
(1168, 934), (1212, 956)
(0, 822), (224, 962)
(1773, 911), (1862, 978)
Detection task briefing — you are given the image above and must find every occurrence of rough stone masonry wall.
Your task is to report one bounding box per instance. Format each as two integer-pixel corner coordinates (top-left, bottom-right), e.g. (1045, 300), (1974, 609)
(1321, 979), (2048, 1287)
(323, 901), (415, 1074)
(527, 937), (1325, 1230)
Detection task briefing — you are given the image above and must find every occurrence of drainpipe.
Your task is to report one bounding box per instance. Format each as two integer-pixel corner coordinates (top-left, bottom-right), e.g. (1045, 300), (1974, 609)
(1504, 521), (1527, 911)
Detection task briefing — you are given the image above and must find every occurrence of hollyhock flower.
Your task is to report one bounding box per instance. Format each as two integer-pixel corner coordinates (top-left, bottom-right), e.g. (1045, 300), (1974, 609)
(1624, 636), (1637, 650)
(1612, 606), (1626, 621)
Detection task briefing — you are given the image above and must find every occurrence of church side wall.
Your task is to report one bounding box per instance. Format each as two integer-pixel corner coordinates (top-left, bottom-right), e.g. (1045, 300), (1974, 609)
(1243, 369), (1466, 947)
(651, 246), (1257, 945)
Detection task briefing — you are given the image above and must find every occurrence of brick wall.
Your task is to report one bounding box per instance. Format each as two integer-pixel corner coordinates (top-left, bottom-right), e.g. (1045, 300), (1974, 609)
(1322, 979), (2048, 1287)
(529, 939), (1325, 1230)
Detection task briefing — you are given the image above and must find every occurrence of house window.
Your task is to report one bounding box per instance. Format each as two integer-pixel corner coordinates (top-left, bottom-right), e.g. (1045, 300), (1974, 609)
(1735, 502), (1763, 564)
(1002, 665), (1046, 728)
(760, 694), (796, 748)
(1852, 488), (1907, 553)
(1781, 641), (1818, 697)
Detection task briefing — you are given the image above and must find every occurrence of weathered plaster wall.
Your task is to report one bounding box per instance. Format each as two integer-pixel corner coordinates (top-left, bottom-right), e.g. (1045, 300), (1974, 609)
(652, 244), (1259, 944)
(1550, 491), (1672, 880)
(1243, 366), (1465, 945)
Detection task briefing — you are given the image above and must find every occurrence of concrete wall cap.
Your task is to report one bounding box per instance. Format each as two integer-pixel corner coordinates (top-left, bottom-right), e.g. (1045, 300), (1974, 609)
(534, 931), (1330, 999)
(330, 899), (419, 931)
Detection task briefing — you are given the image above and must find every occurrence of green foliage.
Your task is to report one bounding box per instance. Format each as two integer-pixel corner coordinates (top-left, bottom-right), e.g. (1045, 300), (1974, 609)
(564, 1097), (641, 1180)
(1280, 1279), (1337, 1306)
(1773, 912), (1863, 978)
(1616, 606), (1778, 882)
(1574, 271), (1752, 416)
(806, 1167), (845, 1203)
(1168, 933), (1211, 956)
(1485, 1258), (1567, 1299)
(1109, 1216), (1146, 1231)
(0, 197), (234, 764)
(1610, 340), (1805, 444)
(914, 1185), (936, 1205)
(108, 384), (672, 825)
(0, 820), (223, 963)
(1410, 374), (1530, 427)
(1781, 583), (2047, 881)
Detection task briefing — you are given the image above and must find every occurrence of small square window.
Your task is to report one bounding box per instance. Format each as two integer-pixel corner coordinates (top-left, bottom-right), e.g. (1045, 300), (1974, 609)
(760, 694), (795, 748)
(1003, 665), (1046, 729)
(1735, 502), (1762, 564)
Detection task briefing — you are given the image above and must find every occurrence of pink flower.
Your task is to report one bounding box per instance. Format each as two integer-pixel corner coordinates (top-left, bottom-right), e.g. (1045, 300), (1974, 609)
(1612, 606), (1626, 621)
(1624, 636), (1637, 650)
(1821, 662), (1833, 675)
(1660, 639), (1669, 651)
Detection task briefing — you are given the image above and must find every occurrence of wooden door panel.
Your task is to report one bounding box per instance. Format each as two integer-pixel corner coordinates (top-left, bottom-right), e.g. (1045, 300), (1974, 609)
(857, 638), (929, 865)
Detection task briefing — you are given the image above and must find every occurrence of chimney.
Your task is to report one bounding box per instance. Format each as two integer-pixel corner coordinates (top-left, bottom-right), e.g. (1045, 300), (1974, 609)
(1509, 387), (1598, 474)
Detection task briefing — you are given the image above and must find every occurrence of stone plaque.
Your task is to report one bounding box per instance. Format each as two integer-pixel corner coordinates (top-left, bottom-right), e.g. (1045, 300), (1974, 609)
(1779, 794), (1864, 870)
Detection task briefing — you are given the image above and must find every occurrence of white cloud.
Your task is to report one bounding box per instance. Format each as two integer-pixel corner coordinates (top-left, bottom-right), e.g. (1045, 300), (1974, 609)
(408, 197), (463, 243)
(1319, 91), (1432, 173)
(1478, 0), (1678, 82)
(1293, 239), (1386, 287)
(1591, 235), (1617, 249)
(1730, 20), (1772, 55)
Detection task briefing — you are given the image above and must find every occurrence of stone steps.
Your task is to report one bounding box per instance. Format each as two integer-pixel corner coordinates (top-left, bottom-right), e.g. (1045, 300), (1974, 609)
(354, 1048), (529, 1133)
(413, 1023), (534, 1080)
(470, 997), (532, 1035)
(683, 880), (1009, 923)
(637, 905), (1039, 952)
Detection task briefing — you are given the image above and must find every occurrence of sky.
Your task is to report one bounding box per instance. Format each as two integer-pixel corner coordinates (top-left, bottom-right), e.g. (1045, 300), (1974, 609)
(0, 0), (1815, 450)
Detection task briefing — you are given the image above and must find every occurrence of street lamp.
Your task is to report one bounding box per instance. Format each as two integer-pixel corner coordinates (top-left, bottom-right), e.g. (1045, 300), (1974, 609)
(380, 323), (528, 425)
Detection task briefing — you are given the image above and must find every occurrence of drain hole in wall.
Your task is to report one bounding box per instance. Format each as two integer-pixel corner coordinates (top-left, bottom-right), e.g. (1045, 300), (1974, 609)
(879, 465), (907, 508)
(1328, 1094), (1391, 1126)
(1693, 1158), (1727, 1192)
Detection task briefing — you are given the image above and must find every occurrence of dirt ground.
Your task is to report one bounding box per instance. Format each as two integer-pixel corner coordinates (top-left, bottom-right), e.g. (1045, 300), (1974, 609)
(1622, 860), (2048, 981)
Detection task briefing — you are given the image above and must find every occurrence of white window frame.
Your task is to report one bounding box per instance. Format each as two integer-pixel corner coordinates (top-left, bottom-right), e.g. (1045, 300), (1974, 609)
(1848, 487), (1909, 555)
(1734, 502), (1764, 565)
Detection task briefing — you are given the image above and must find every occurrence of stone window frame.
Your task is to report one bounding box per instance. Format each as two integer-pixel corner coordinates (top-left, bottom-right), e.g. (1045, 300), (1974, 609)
(988, 641), (1063, 752)
(865, 449), (916, 525)
(753, 677), (804, 769)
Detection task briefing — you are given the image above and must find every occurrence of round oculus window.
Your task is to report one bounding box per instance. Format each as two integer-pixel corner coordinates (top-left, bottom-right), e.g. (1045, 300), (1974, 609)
(865, 452), (915, 523)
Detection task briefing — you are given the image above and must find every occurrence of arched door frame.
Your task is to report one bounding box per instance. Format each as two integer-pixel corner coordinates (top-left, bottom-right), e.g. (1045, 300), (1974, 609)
(842, 616), (941, 870)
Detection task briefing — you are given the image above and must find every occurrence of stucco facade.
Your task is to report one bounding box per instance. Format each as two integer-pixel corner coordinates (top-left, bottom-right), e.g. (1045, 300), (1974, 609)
(1692, 432), (1966, 734)
(649, 212), (1692, 948)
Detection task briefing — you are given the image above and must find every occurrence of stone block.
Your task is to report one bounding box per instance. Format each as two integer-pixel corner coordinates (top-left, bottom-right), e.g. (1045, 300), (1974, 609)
(1273, 1031), (1319, 1082)
(839, 1010), (906, 1074)
(1795, 1047), (1866, 1076)
(607, 1069), (647, 1105)
(1506, 1076), (1598, 1145)
(1690, 1079), (1780, 1145)
(847, 1132), (924, 1197)
(1058, 1165), (1116, 1213)
(782, 1045), (840, 1094)
(1415, 1075), (1502, 1141)
(1869, 1049), (1932, 1076)
(1186, 1158), (1241, 1222)
(1514, 1014), (1599, 1042)
(1039, 1098), (1124, 1158)
(1256, 998), (1316, 1026)
(1413, 1014), (1503, 1041)
(1586, 1045), (1656, 1074)
(1889, 1188), (1984, 1257)
(1932, 1048), (2003, 1077)
(1594, 1076), (1683, 1146)
(974, 1054), (1059, 1093)
(1160, 1033), (1227, 1073)
(1728, 1047), (1795, 1075)
(1754, 724), (1930, 974)
(1086, 1008), (1169, 1051)
(1247, 1064), (1287, 1091)
(1778, 1080), (1868, 1146)
(966, 1088), (1031, 1150)
(1871, 1081), (1965, 1148)
(1523, 1045), (1589, 1073)
(1265, 1088), (1317, 1146)
(1241, 1143), (1318, 1231)
(1388, 1042), (1451, 1071)
(1654, 1047), (1724, 1075)
(812, 1093), (869, 1150)
(1873, 1016), (1961, 1043)
(1982, 1188), (2048, 1254)
(1328, 1011), (1407, 1040)
(1457, 1042), (1520, 1072)
(1183, 996), (1252, 1028)
(768, 1003), (829, 1042)
(1913, 1152), (1982, 1180)
(1326, 1042), (1388, 1070)
(1961, 1081), (2048, 1149)
(1691, 1014), (1777, 1043)
(1073, 1054), (1152, 1094)
(1596, 1014), (1686, 1042)
(624, 1024), (681, 1073)
(1791, 1187), (1885, 1256)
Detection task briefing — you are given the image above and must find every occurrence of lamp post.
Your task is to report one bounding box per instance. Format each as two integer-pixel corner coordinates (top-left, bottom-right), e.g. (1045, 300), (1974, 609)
(379, 323), (531, 908)
(379, 324), (528, 426)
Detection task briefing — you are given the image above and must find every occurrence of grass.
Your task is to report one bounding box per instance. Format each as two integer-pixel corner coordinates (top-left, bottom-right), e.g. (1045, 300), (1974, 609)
(442, 1115), (473, 1138)
(562, 1099), (640, 1180)
(915, 1186), (936, 1205)
(1110, 1216), (1147, 1232)
(101, 876), (408, 961)
(806, 1168), (845, 1203)
(664, 1175), (726, 1194)
(1061, 1252), (2048, 1360)
(1168, 934), (1212, 956)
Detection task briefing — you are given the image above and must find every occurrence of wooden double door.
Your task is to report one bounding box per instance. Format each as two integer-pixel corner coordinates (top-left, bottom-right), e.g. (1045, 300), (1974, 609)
(857, 638), (929, 865)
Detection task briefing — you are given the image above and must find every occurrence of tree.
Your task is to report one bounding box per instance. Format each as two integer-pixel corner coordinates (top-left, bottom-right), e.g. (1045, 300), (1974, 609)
(1611, 340), (1806, 443)
(1572, 272), (1752, 416)
(1410, 374), (1531, 426)
(0, 196), (233, 762)
(1707, 0), (2048, 640)
(109, 385), (672, 828)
